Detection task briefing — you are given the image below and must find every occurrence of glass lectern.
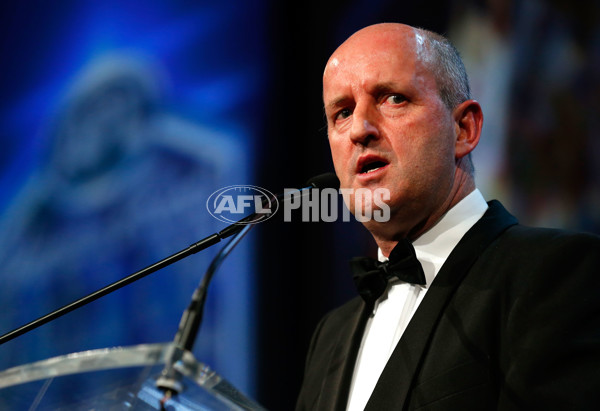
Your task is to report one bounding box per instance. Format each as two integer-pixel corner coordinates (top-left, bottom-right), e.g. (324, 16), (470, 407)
(0, 342), (265, 410)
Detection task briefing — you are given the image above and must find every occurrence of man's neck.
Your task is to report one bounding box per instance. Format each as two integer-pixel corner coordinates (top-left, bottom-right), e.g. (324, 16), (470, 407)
(375, 179), (477, 257)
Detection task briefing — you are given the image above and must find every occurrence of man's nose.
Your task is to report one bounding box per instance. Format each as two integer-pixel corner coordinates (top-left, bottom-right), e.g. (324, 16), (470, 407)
(349, 105), (380, 145)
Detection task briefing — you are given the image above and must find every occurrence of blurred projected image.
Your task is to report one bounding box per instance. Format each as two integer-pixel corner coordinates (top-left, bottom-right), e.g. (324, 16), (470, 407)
(0, 54), (251, 393)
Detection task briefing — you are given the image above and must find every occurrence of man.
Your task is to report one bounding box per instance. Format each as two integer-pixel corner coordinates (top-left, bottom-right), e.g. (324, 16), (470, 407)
(296, 23), (600, 410)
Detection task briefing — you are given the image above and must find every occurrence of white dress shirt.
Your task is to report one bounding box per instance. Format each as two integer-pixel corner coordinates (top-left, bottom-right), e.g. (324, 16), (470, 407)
(346, 189), (489, 411)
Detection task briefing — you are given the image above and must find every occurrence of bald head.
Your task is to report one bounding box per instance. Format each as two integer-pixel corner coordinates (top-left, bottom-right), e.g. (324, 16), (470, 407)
(322, 23), (483, 246)
(325, 23), (471, 111)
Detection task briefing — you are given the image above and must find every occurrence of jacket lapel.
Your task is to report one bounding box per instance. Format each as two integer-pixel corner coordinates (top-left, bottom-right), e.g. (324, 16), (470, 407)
(365, 201), (518, 410)
(313, 298), (371, 411)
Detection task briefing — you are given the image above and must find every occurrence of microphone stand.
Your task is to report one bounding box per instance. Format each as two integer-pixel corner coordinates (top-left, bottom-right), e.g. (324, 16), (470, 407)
(0, 174), (338, 345)
(155, 222), (254, 403)
(0, 173), (340, 408)
(0, 212), (260, 346)
(153, 175), (340, 405)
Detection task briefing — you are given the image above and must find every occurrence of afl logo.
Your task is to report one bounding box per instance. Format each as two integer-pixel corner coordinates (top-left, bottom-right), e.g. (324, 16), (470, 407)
(206, 185), (279, 224)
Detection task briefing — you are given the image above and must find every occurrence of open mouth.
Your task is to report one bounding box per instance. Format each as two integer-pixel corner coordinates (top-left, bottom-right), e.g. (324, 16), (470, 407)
(357, 154), (389, 175)
(360, 160), (388, 174)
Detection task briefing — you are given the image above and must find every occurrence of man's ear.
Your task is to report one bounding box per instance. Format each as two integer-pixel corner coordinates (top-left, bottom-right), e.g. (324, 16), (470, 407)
(453, 99), (483, 159)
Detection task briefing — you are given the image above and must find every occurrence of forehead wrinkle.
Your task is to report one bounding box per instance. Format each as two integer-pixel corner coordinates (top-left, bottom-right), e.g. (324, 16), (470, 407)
(371, 81), (401, 94)
(323, 25), (432, 106)
(324, 63), (418, 110)
(325, 95), (351, 112)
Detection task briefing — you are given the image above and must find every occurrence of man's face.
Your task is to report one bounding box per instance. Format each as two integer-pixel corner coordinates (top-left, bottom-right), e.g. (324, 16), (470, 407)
(323, 26), (459, 235)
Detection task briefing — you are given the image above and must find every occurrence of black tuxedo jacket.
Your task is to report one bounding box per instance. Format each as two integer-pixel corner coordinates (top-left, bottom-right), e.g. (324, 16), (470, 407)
(296, 201), (600, 410)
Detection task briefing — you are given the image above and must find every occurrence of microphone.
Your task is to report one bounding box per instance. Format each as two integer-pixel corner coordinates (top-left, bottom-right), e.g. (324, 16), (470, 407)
(170, 173), (340, 351)
(217, 172), (339, 238)
(0, 173), (340, 345)
(306, 172), (340, 190)
(155, 173), (340, 403)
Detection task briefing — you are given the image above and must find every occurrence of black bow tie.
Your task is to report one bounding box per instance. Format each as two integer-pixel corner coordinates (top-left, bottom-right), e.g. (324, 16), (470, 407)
(350, 239), (426, 306)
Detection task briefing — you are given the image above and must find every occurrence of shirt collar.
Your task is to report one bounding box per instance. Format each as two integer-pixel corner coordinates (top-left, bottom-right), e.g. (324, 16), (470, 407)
(378, 189), (488, 287)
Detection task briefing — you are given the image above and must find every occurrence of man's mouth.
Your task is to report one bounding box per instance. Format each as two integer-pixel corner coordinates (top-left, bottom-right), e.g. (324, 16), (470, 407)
(356, 155), (389, 175)
(360, 160), (388, 174)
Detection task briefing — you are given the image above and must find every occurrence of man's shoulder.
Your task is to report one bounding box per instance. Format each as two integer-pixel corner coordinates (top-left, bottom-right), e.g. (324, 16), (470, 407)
(302, 297), (365, 359)
(480, 200), (600, 251)
(471, 221), (600, 290)
(459, 202), (600, 290)
(300, 297), (364, 383)
(500, 222), (600, 251)
(316, 296), (364, 332)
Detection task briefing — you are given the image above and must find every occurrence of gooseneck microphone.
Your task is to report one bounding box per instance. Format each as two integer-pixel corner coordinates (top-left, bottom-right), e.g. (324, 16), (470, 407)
(0, 173), (340, 346)
(175, 173), (340, 350)
(155, 173), (340, 402)
(306, 172), (340, 191)
(217, 172), (339, 238)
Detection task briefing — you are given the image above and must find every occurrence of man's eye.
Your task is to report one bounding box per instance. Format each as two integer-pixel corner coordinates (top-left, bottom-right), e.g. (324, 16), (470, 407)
(385, 94), (407, 104)
(336, 108), (352, 120)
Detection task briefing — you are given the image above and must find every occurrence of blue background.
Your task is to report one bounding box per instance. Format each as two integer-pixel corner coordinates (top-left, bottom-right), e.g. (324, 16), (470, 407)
(0, 0), (267, 402)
